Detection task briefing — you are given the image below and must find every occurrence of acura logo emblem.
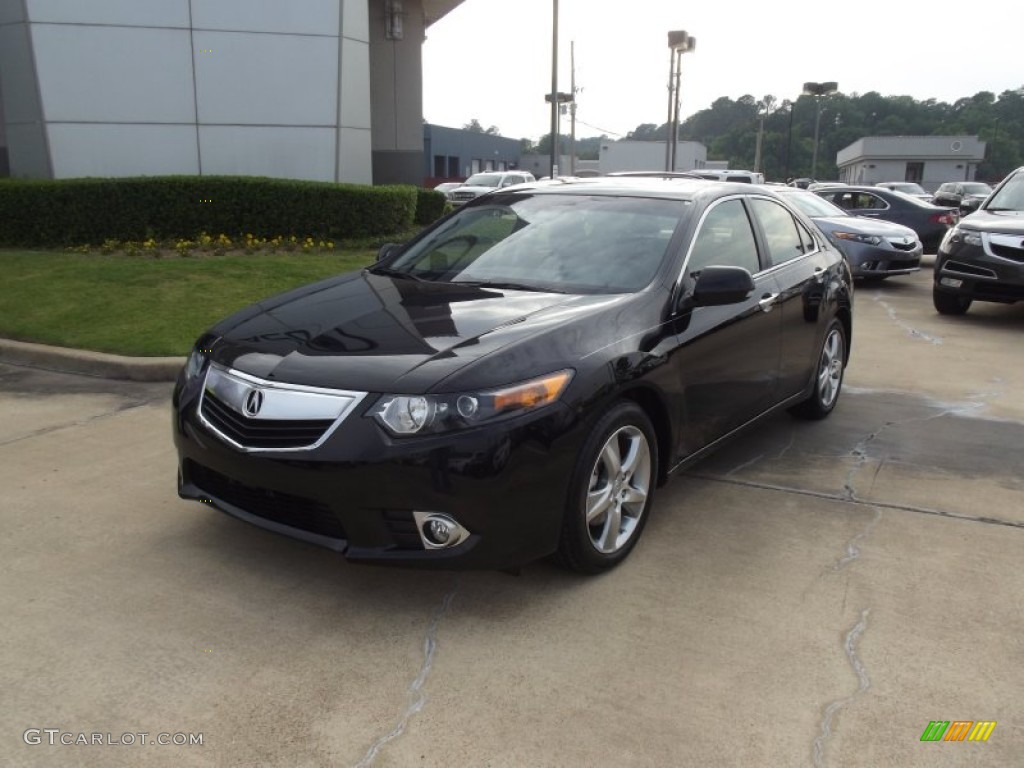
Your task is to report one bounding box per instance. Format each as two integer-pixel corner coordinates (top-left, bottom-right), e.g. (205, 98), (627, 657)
(243, 388), (264, 417)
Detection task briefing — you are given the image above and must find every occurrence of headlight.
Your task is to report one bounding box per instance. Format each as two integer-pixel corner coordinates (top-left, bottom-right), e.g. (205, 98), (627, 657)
(942, 227), (983, 249)
(183, 338), (217, 381)
(833, 232), (882, 245)
(373, 370), (573, 436)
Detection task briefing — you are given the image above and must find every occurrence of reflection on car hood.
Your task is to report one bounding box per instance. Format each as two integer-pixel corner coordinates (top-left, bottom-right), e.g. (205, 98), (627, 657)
(811, 216), (918, 239)
(960, 210), (1024, 233)
(208, 271), (631, 392)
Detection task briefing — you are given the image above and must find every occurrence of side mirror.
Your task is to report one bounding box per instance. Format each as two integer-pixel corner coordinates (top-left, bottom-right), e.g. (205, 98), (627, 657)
(377, 243), (399, 262)
(691, 266), (756, 307)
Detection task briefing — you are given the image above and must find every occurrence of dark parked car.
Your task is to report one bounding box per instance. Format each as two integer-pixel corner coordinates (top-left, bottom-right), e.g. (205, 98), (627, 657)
(173, 178), (853, 573)
(875, 181), (931, 202)
(933, 166), (1024, 315)
(813, 185), (958, 252)
(775, 187), (922, 280)
(931, 181), (994, 215)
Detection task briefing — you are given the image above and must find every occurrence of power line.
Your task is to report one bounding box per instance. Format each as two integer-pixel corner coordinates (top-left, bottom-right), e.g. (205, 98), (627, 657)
(573, 117), (624, 137)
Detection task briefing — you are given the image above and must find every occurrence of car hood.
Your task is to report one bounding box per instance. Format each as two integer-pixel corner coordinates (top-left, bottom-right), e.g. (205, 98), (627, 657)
(207, 271), (632, 393)
(812, 215), (918, 239)
(451, 185), (497, 194)
(960, 209), (1024, 232)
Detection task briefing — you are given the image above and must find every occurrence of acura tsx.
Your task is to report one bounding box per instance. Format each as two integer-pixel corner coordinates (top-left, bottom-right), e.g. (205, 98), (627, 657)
(172, 178), (853, 573)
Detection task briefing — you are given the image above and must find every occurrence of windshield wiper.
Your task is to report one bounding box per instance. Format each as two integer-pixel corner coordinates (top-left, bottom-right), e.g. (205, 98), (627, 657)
(458, 280), (565, 293)
(369, 266), (428, 282)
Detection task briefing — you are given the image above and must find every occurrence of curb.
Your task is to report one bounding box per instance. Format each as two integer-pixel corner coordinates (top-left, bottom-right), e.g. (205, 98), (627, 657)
(0, 338), (184, 382)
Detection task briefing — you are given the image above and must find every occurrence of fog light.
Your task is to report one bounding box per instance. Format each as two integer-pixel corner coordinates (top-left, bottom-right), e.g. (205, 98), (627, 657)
(412, 512), (471, 550)
(940, 277), (963, 288)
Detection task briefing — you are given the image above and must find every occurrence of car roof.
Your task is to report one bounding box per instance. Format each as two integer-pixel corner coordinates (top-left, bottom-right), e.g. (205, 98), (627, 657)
(498, 176), (782, 204)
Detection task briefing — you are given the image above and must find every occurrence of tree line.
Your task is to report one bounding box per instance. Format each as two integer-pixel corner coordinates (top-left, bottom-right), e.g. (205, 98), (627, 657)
(509, 89), (1022, 182)
(624, 88), (1024, 182)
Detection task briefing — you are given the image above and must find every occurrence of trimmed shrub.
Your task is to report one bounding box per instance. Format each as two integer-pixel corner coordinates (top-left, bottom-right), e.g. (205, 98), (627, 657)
(0, 176), (418, 247)
(415, 187), (448, 225)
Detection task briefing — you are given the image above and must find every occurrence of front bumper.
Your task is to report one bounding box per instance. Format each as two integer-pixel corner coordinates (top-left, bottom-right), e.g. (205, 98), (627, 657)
(839, 239), (923, 278)
(935, 236), (1024, 304)
(172, 372), (585, 570)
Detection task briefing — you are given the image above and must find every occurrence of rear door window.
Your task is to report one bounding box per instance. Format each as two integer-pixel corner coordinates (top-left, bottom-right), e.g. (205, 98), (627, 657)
(749, 199), (807, 266)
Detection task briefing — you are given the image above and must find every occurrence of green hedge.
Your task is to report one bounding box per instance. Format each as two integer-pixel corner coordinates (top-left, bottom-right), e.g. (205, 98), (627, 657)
(415, 187), (447, 225)
(0, 176), (421, 247)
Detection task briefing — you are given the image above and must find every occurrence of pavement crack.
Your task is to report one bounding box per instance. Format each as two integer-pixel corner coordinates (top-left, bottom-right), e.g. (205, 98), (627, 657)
(0, 399), (158, 447)
(871, 292), (943, 345)
(831, 507), (883, 572)
(812, 609), (871, 768)
(691, 473), (1024, 530)
(355, 579), (459, 767)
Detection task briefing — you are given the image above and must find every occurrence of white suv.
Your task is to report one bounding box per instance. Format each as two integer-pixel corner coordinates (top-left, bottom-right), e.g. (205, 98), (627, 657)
(447, 171), (536, 205)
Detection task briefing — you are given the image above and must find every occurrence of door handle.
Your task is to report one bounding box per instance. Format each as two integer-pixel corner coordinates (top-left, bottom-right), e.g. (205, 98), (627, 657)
(758, 293), (779, 312)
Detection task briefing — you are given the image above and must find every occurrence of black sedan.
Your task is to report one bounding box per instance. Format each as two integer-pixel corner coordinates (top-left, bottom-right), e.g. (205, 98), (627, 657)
(173, 179), (853, 573)
(813, 185), (958, 252)
(774, 187), (922, 280)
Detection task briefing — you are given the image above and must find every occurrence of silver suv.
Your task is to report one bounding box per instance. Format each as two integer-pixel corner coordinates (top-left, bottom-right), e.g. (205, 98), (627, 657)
(447, 171), (536, 205)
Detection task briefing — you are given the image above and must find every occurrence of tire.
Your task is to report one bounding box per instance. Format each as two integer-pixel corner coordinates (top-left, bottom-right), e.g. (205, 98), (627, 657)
(557, 401), (658, 573)
(790, 319), (846, 421)
(933, 287), (972, 315)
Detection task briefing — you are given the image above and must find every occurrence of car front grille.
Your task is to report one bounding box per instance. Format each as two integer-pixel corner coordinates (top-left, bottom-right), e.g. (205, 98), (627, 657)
(201, 391), (334, 449)
(186, 460), (346, 540)
(197, 365), (365, 452)
(990, 243), (1024, 263)
(450, 191), (476, 201)
(888, 239), (919, 252)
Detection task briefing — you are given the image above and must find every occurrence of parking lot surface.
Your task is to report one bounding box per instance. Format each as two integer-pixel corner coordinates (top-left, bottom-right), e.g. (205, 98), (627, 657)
(2, 262), (1022, 767)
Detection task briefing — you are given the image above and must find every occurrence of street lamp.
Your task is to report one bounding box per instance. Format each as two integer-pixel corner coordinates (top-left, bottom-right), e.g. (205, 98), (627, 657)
(664, 30), (696, 172)
(803, 81), (837, 180)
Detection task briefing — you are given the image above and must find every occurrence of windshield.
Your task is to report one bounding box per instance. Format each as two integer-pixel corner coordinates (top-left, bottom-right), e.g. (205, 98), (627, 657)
(375, 193), (688, 294)
(463, 173), (503, 188)
(985, 172), (1024, 211)
(780, 190), (848, 218)
(962, 182), (993, 196)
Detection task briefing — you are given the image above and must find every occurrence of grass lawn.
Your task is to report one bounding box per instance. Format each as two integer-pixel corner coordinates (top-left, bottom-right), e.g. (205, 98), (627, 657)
(0, 248), (383, 356)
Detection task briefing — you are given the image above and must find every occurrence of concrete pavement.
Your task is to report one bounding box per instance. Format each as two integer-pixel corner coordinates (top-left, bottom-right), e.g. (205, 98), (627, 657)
(1, 264), (1022, 767)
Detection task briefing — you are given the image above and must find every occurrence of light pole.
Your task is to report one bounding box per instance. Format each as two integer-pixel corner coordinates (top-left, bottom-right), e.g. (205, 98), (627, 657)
(549, 0), (559, 178)
(803, 81), (837, 180)
(664, 31), (696, 172)
(753, 96), (776, 175)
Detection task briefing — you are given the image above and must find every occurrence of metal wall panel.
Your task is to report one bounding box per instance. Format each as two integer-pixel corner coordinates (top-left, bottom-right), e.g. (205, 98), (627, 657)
(191, 0), (338, 36)
(199, 125), (335, 181)
(193, 31), (337, 127)
(32, 24), (195, 123)
(24, 0), (189, 27)
(47, 123), (198, 177)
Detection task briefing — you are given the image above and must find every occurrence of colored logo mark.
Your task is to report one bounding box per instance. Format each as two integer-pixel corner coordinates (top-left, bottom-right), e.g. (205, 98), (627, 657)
(920, 721), (996, 742)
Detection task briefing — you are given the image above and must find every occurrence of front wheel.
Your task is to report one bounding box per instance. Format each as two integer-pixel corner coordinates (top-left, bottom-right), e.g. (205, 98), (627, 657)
(933, 287), (972, 315)
(790, 319), (846, 421)
(557, 401), (658, 574)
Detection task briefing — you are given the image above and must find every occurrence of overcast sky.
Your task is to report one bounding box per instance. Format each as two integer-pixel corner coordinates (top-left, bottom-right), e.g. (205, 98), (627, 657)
(423, 0), (1022, 141)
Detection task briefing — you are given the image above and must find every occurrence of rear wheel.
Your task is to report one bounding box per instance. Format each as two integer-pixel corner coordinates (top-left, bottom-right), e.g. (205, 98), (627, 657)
(791, 319), (846, 421)
(933, 287), (972, 315)
(557, 401), (658, 573)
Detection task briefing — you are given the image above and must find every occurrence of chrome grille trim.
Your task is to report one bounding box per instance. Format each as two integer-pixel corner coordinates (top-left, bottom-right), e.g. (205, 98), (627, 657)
(197, 364), (367, 453)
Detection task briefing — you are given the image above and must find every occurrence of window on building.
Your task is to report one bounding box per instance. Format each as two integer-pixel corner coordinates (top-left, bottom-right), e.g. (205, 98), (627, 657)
(447, 156), (459, 177)
(905, 162), (924, 183)
(471, 159), (482, 174)
(433, 155), (446, 177)
(484, 159), (495, 171)
(498, 161), (508, 171)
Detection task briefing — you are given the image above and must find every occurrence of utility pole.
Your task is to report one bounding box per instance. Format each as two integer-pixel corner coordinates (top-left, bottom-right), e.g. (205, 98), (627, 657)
(570, 40), (577, 176)
(665, 32), (695, 172)
(549, 0), (559, 178)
